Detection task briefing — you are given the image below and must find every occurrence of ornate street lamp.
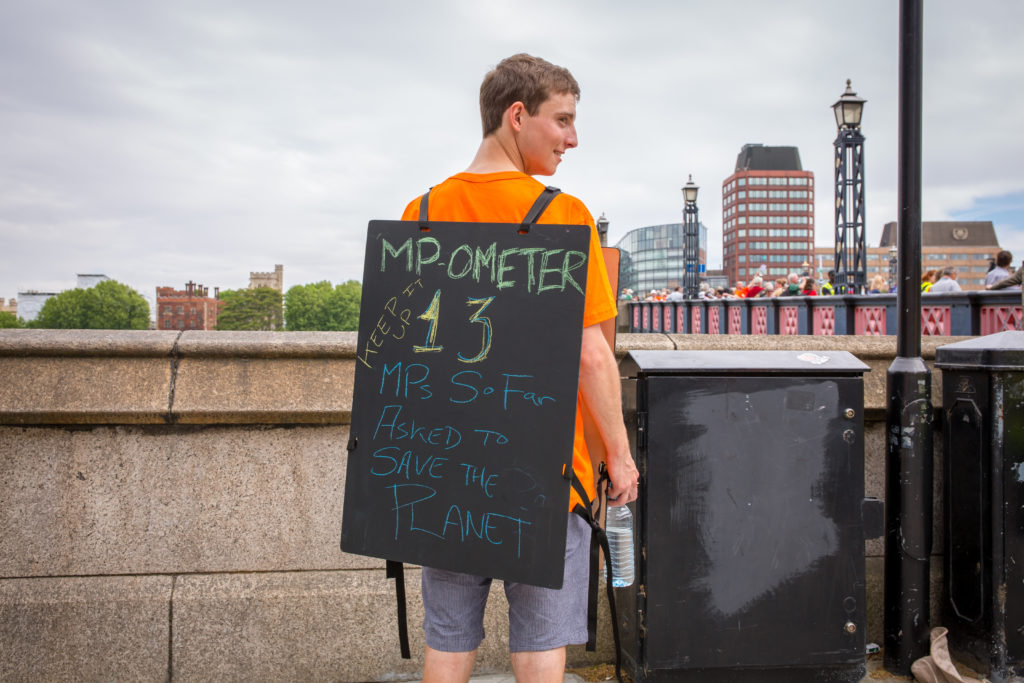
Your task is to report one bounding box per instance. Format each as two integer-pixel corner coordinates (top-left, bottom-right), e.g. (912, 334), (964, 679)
(682, 175), (700, 299)
(888, 244), (898, 291)
(832, 79), (868, 294)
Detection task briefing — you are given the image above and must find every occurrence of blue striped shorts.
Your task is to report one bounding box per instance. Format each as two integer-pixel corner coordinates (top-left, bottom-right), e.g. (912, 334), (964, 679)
(421, 512), (591, 653)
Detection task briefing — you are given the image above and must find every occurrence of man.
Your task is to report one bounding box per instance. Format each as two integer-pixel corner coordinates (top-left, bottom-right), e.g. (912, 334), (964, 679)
(929, 266), (962, 293)
(820, 270), (836, 296)
(666, 286), (684, 302)
(780, 272), (801, 296)
(985, 251), (1017, 289)
(400, 54), (639, 683)
(987, 261), (1024, 320)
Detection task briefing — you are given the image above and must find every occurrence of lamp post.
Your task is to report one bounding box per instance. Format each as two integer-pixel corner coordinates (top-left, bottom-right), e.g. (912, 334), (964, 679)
(832, 79), (868, 294)
(888, 244), (898, 291)
(682, 175), (700, 299)
(884, 0), (933, 674)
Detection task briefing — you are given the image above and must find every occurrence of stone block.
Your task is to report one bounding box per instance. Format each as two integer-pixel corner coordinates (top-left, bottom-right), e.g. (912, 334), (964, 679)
(0, 575), (170, 682)
(0, 330), (176, 425)
(172, 569), (615, 682)
(171, 357), (354, 424)
(0, 424), (375, 577)
(0, 356), (172, 424)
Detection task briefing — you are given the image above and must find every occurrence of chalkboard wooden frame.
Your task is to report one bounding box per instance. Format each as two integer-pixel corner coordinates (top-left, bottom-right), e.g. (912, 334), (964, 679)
(341, 219), (592, 588)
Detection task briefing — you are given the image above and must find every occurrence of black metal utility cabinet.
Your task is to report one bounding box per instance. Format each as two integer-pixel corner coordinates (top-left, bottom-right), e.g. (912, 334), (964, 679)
(936, 331), (1024, 683)
(619, 350), (876, 682)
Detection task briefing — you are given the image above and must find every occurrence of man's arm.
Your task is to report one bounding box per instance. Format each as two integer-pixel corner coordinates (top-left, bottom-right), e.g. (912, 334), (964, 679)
(578, 324), (639, 506)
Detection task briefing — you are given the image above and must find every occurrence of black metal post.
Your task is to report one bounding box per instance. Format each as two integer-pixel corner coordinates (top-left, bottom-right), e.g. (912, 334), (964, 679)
(834, 125), (867, 294)
(884, 0), (933, 675)
(683, 182), (700, 299)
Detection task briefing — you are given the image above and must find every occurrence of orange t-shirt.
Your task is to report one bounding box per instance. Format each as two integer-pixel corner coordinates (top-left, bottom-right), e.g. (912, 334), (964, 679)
(402, 171), (617, 512)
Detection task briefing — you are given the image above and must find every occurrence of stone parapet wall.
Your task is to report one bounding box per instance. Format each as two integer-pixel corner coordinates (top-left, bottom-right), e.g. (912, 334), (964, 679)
(0, 330), (962, 681)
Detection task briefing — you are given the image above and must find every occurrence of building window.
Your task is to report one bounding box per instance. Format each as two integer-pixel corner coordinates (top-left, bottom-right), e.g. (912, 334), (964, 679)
(769, 178), (787, 186)
(789, 190), (808, 198)
(748, 203), (767, 211)
(789, 178), (808, 186)
(738, 178), (746, 186)
(177, 306), (183, 314)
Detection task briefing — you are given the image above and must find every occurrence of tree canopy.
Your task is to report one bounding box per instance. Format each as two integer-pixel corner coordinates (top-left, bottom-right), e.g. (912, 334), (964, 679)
(0, 311), (22, 328)
(30, 280), (150, 329)
(216, 287), (283, 331)
(284, 280), (361, 331)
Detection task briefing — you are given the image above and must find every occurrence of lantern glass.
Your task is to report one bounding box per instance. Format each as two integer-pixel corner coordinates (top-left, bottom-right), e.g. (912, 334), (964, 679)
(682, 175), (699, 203)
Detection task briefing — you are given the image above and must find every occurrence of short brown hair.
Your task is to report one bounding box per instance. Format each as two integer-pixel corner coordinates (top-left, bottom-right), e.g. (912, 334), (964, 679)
(996, 250), (1013, 267)
(479, 54), (580, 137)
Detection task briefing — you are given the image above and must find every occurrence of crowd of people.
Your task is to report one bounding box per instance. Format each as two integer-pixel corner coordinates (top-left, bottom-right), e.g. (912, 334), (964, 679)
(622, 270), (866, 301)
(622, 251), (1023, 303)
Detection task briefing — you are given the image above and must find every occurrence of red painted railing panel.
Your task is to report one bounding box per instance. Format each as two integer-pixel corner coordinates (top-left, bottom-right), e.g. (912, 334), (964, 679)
(752, 307), (768, 335)
(780, 307), (800, 335)
(813, 306), (836, 335)
(980, 305), (1023, 334)
(691, 307), (701, 334)
(855, 306), (887, 336)
(921, 306), (951, 335)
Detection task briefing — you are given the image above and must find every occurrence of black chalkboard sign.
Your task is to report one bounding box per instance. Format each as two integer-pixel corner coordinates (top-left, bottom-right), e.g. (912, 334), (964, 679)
(340, 219), (591, 588)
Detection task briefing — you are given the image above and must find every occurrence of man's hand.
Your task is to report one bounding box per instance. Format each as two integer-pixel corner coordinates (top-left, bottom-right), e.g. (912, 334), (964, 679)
(605, 450), (639, 506)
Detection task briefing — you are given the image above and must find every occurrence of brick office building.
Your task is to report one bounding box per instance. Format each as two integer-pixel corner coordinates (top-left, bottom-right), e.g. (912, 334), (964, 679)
(155, 281), (221, 331)
(722, 144), (815, 285)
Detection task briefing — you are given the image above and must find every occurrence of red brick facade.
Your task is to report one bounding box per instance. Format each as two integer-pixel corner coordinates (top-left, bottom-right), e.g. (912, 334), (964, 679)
(155, 281), (221, 331)
(722, 168), (816, 286)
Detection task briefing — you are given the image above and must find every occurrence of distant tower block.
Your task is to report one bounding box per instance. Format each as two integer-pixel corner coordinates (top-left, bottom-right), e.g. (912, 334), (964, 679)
(249, 264), (284, 292)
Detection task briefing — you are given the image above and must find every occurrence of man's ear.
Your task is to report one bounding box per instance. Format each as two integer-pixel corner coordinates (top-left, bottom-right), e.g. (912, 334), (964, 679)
(506, 102), (527, 131)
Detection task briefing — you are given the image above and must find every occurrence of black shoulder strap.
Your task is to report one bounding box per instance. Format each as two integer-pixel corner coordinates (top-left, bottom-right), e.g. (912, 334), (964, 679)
(385, 560), (411, 659)
(418, 189), (431, 229)
(520, 186), (561, 232)
(571, 465), (623, 682)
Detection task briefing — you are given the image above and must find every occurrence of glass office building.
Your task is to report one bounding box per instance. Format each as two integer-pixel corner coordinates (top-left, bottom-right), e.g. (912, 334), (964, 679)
(615, 222), (708, 295)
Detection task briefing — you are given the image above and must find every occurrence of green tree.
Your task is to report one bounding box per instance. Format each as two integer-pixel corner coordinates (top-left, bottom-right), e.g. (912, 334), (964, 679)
(31, 280), (150, 329)
(0, 311), (23, 328)
(216, 287), (283, 331)
(284, 280), (361, 331)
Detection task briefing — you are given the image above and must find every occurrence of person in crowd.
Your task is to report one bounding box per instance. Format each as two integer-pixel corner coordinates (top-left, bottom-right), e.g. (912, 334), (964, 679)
(768, 278), (787, 297)
(820, 270), (836, 295)
(987, 260), (1023, 296)
(799, 277), (818, 296)
(868, 274), (888, 294)
(666, 286), (684, 302)
(921, 269), (938, 292)
(745, 276), (765, 298)
(781, 272), (801, 296)
(985, 251), (1016, 288)
(929, 266), (962, 293)
(732, 281), (748, 298)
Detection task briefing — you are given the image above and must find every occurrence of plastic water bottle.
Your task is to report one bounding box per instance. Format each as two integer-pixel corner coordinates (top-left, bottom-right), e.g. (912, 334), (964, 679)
(604, 504), (635, 587)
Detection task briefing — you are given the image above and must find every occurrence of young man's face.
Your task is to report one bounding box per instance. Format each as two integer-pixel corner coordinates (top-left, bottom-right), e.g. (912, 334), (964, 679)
(516, 91), (578, 176)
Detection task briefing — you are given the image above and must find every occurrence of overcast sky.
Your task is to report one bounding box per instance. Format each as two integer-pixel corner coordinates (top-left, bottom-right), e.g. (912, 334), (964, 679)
(2, 0), (1023, 309)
